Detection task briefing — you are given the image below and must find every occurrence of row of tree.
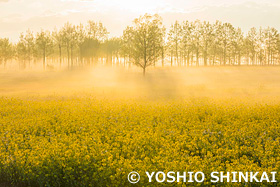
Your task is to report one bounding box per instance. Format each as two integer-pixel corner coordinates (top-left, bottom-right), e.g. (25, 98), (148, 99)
(1, 14), (280, 75)
(167, 20), (280, 67)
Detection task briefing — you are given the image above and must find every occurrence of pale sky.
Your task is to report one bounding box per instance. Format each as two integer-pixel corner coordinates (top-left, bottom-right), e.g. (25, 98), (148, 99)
(1, 0), (280, 42)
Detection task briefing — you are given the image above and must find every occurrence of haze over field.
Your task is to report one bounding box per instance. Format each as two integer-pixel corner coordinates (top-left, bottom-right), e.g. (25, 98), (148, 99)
(1, 67), (280, 101)
(1, 0), (280, 98)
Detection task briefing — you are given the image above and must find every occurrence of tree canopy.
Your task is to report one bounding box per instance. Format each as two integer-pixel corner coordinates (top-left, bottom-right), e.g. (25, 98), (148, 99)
(1, 14), (280, 74)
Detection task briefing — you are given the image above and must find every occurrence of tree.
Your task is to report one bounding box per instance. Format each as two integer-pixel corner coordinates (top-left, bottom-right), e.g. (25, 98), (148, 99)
(53, 28), (64, 68)
(80, 38), (100, 66)
(181, 21), (194, 66)
(2, 18), (280, 70)
(264, 27), (279, 65)
(0, 38), (13, 68)
(219, 23), (235, 65)
(277, 35), (280, 64)
(61, 22), (77, 69)
(86, 21), (109, 65)
(87, 21), (108, 42)
(232, 28), (244, 65)
(209, 21), (222, 66)
(192, 20), (201, 66)
(36, 30), (53, 69)
(76, 23), (86, 66)
(245, 28), (258, 65)
(17, 30), (35, 68)
(102, 38), (121, 66)
(168, 21), (182, 66)
(125, 14), (165, 76)
(257, 27), (265, 65)
(121, 26), (134, 67)
(200, 21), (214, 66)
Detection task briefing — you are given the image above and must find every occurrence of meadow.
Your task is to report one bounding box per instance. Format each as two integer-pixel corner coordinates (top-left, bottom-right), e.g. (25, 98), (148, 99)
(0, 66), (280, 186)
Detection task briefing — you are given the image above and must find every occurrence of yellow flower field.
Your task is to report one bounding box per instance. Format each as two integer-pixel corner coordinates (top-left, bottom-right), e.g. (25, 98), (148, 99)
(0, 96), (279, 186)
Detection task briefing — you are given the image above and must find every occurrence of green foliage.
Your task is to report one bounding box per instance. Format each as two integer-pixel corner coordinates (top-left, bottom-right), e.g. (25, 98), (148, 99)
(0, 38), (13, 66)
(122, 14), (165, 75)
(1, 14), (280, 70)
(36, 30), (54, 69)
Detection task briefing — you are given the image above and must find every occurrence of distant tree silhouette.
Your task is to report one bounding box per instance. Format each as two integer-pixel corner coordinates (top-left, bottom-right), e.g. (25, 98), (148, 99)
(0, 38), (13, 68)
(1, 15), (280, 71)
(36, 30), (53, 69)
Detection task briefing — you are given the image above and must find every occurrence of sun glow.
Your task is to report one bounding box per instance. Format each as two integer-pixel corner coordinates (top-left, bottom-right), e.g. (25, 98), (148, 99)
(96, 0), (170, 13)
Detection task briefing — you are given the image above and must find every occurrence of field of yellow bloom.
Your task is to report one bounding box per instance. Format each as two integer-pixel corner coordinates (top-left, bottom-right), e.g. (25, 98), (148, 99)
(0, 96), (279, 186)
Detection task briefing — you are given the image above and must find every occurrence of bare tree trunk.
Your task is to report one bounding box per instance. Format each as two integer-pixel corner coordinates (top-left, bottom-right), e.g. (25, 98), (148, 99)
(238, 51), (241, 66)
(170, 51), (173, 67)
(4, 60), (7, 69)
(71, 46), (73, 69)
(162, 48), (164, 67)
(223, 48), (226, 66)
(204, 51), (207, 66)
(204, 44), (208, 66)
(67, 46), (70, 69)
(187, 51), (190, 67)
(176, 42), (178, 67)
(59, 45), (62, 68)
(43, 48), (46, 70)
(191, 53), (194, 66)
(196, 49), (199, 67)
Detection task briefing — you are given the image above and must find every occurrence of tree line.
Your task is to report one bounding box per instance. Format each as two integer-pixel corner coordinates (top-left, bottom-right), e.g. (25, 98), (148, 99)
(0, 14), (280, 75)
